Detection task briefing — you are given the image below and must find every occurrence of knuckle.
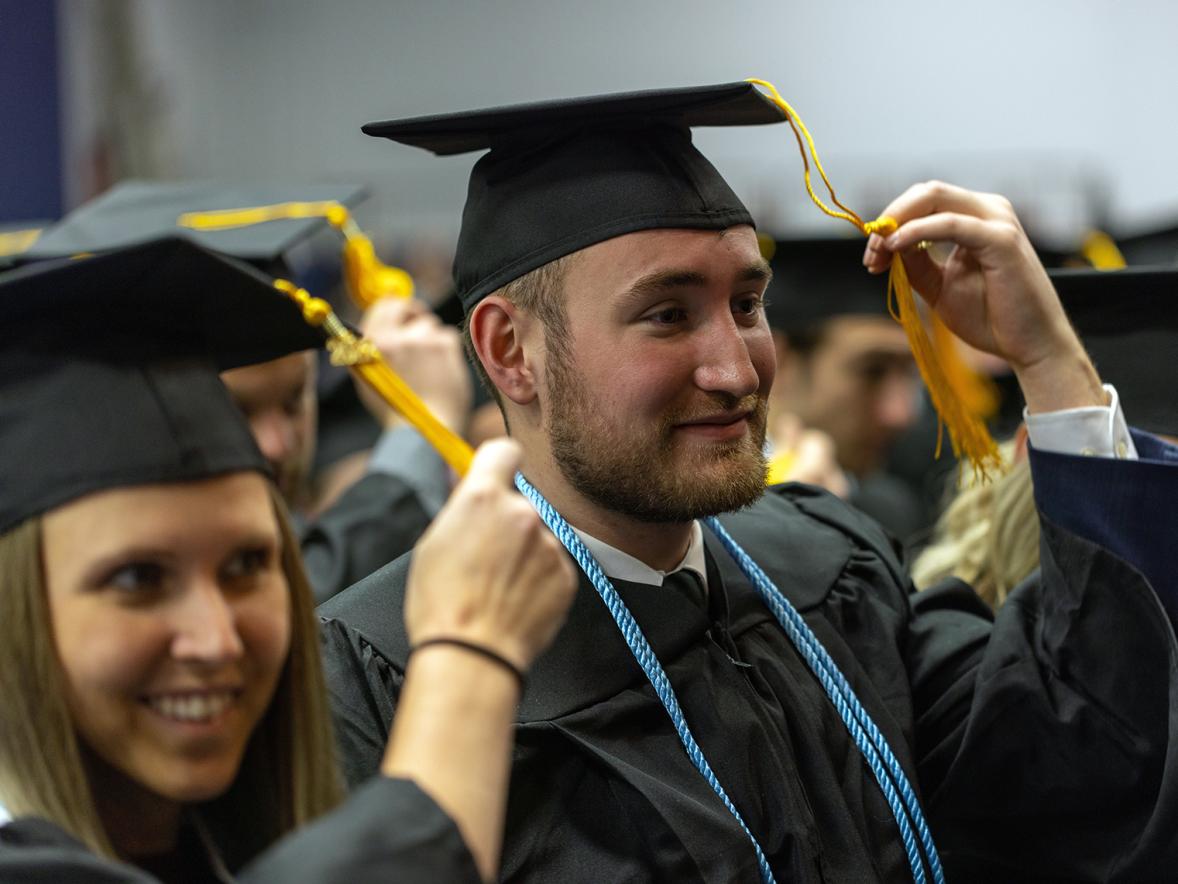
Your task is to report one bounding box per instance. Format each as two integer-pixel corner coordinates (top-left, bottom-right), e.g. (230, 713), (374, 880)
(461, 481), (497, 509)
(921, 179), (947, 200)
(506, 500), (542, 535)
(988, 193), (1014, 215)
(991, 221), (1021, 249)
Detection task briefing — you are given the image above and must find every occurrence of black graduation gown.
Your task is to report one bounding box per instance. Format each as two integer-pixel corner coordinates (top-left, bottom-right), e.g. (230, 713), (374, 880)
(318, 452), (1178, 883)
(849, 470), (929, 550)
(0, 777), (480, 883)
(299, 472), (433, 604)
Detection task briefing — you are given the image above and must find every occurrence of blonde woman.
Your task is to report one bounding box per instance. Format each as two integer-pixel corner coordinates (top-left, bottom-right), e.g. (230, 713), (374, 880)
(912, 434), (1039, 608)
(0, 240), (576, 883)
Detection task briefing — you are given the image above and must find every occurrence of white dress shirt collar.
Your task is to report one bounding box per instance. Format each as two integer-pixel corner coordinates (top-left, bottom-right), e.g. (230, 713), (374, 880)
(572, 520), (708, 589)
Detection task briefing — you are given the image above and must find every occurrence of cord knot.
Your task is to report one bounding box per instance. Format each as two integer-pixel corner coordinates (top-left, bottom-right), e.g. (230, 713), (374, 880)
(863, 216), (898, 237)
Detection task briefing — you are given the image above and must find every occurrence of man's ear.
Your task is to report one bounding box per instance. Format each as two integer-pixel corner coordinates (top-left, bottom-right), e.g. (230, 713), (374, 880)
(469, 296), (538, 406)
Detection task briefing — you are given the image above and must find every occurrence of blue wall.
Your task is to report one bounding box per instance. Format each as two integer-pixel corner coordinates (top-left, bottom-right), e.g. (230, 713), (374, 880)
(0, 0), (62, 222)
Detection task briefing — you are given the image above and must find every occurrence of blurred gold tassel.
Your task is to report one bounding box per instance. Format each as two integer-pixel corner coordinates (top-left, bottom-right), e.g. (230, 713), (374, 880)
(180, 200), (415, 309)
(1080, 230), (1127, 270)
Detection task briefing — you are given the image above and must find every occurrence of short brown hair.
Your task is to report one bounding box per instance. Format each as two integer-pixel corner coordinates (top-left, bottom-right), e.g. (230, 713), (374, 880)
(461, 253), (577, 411)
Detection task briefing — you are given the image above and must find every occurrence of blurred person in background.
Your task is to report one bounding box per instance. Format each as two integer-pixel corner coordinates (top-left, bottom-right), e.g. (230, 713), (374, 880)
(764, 237), (933, 540)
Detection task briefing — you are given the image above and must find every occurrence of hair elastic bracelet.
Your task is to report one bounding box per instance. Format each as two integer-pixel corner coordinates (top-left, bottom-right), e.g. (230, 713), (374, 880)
(409, 638), (526, 694)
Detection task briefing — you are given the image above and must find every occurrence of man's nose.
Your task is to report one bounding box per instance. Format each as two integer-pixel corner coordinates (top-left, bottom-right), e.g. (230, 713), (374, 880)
(876, 374), (919, 432)
(693, 319), (763, 400)
(250, 410), (296, 463)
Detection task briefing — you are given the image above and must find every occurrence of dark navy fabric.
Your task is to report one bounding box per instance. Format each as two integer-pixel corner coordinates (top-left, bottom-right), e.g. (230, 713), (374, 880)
(1030, 429), (1178, 630)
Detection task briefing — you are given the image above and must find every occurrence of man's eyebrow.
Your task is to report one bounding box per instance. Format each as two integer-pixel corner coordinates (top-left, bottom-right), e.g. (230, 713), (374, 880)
(620, 269), (710, 304)
(618, 261), (773, 306)
(738, 260), (773, 285)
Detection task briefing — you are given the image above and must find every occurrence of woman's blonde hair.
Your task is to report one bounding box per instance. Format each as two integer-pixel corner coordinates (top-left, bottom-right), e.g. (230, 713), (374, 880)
(0, 484), (342, 864)
(911, 440), (1040, 609)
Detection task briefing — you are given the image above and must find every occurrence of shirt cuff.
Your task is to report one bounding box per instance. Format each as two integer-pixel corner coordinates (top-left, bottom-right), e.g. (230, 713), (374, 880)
(366, 427), (451, 515)
(1024, 383), (1138, 460)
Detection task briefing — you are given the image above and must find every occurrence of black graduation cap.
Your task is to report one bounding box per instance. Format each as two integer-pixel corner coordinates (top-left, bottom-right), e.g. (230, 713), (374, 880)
(23, 180), (368, 292)
(1113, 221), (1178, 267)
(0, 236), (324, 533)
(1033, 242), (1091, 270)
(762, 236), (890, 331)
(1050, 265), (1178, 436)
(363, 82), (787, 310)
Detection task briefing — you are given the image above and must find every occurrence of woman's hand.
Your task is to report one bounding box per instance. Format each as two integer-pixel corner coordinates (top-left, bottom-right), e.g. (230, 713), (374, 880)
(389, 439), (577, 881)
(404, 438), (577, 673)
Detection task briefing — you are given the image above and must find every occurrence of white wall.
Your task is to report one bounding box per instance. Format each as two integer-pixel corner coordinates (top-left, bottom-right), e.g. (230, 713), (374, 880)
(60, 0), (1178, 248)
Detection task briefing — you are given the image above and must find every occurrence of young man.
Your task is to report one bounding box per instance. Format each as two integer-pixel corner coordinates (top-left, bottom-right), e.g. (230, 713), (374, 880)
(320, 83), (1178, 881)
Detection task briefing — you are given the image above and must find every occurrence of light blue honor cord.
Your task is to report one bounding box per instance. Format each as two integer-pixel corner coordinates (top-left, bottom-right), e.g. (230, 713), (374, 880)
(514, 473), (944, 884)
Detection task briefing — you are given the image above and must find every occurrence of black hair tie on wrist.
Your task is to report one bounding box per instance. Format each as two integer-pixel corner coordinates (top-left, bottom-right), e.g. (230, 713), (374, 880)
(409, 638), (526, 694)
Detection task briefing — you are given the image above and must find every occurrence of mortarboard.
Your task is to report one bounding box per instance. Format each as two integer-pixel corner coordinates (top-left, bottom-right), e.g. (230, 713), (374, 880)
(22, 181), (380, 304)
(363, 81), (788, 310)
(0, 236), (323, 533)
(1051, 265), (1178, 436)
(1112, 221), (1178, 267)
(763, 236), (893, 331)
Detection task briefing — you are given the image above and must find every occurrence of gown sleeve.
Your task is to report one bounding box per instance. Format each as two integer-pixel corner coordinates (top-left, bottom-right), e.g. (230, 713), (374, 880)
(300, 472), (432, 605)
(0, 780), (480, 884)
(0, 818), (158, 883)
(907, 443), (1178, 881)
(1027, 431), (1178, 627)
(317, 615), (404, 790)
(238, 777), (480, 884)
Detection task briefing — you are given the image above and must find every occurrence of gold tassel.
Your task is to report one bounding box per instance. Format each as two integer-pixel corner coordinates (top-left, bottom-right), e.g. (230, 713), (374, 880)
(1080, 230), (1127, 270)
(0, 226), (42, 258)
(335, 217), (415, 309)
(276, 280), (473, 476)
(765, 449), (797, 485)
(179, 200), (415, 309)
(182, 206), (460, 472)
(932, 314), (1000, 423)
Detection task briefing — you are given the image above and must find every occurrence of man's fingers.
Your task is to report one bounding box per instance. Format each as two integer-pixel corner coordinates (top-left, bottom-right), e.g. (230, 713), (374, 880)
(883, 213), (999, 255)
(878, 180), (1009, 229)
(863, 236), (944, 302)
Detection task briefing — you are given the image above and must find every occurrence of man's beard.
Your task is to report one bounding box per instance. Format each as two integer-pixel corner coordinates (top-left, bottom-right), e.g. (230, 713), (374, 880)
(545, 345), (768, 524)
